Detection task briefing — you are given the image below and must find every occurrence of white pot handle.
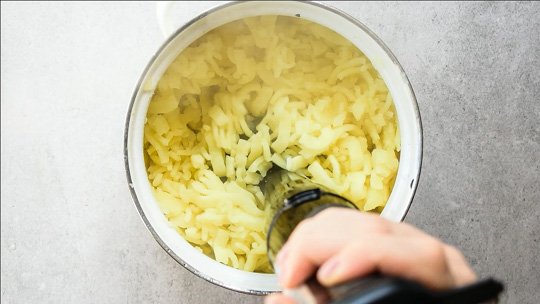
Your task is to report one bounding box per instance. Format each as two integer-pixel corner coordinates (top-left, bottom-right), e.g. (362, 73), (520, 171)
(156, 1), (228, 39)
(156, 1), (176, 39)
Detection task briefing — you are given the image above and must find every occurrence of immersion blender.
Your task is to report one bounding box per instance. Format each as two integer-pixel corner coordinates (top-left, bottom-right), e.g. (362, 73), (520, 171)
(262, 168), (503, 304)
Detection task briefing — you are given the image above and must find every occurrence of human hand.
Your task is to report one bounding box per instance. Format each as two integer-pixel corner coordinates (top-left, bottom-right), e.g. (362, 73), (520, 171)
(265, 208), (477, 304)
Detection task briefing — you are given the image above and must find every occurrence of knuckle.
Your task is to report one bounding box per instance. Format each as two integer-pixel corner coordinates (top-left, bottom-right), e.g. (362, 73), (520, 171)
(399, 222), (419, 233)
(444, 245), (460, 258)
(421, 237), (446, 263)
(370, 218), (392, 234)
(293, 217), (315, 234)
(287, 218), (316, 244)
(315, 207), (344, 220)
(359, 212), (392, 233)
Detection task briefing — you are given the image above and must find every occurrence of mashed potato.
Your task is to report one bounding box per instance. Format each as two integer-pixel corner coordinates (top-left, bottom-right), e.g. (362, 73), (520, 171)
(144, 16), (400, 273)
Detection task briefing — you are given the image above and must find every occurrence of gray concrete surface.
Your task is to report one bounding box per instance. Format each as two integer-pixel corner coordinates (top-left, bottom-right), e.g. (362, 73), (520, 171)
(1, 2), (539, 303)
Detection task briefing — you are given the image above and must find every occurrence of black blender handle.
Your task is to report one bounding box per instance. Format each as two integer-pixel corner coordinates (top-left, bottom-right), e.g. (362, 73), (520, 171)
(315, 274), (503, 304)
(433, 278), (504, 304)
(261, 179), (505, 304)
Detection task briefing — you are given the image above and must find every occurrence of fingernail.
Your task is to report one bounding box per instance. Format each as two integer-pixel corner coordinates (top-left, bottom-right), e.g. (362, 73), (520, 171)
(318, 258), (340, 281)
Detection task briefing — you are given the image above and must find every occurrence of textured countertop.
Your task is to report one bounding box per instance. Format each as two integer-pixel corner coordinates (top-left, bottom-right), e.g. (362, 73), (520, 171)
(1, 2), (539, 303)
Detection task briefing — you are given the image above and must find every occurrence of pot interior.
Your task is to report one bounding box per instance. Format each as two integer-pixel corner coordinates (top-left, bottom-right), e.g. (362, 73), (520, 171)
(126, 0), (421, 294)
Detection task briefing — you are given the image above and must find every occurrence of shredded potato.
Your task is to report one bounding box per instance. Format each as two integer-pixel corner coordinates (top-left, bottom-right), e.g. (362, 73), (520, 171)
(144, 16), (400, 273)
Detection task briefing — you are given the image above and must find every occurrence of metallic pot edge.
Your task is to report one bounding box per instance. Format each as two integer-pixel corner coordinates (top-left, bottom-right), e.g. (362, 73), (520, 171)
(124, 0), (423, 295)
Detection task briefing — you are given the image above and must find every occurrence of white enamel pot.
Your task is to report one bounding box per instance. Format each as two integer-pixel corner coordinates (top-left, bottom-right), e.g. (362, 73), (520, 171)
(124, 0), (423, 295)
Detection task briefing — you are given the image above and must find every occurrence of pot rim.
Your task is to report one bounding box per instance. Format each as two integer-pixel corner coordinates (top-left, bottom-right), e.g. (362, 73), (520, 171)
(124, 0), (423, 295)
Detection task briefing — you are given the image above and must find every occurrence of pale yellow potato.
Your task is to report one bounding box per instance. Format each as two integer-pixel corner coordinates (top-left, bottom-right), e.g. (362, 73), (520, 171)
(144, 16), (400, 273)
